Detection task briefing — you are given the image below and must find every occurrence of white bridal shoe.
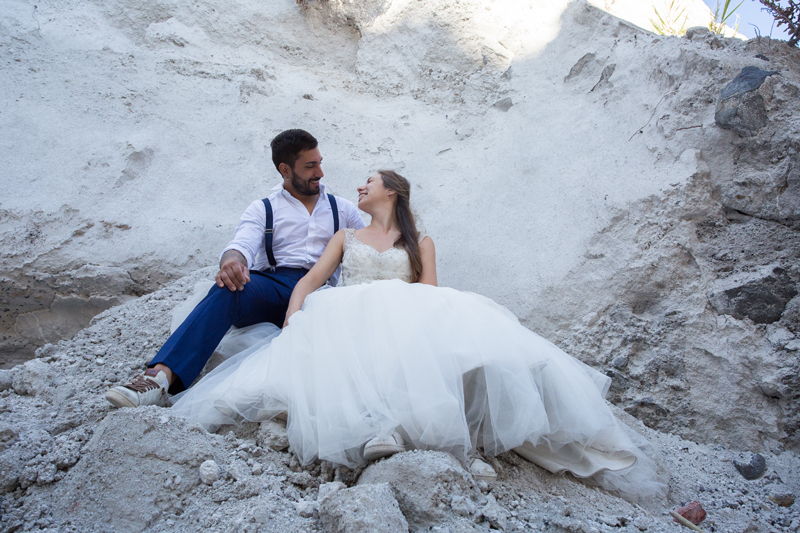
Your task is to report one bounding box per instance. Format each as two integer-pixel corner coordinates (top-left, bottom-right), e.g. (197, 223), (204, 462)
(468, 455), (498, 482)
(363, 430), (407, 461)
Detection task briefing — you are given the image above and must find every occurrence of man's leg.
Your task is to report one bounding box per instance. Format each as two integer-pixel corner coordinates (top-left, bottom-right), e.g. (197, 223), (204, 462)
(105, 268), (305, 407)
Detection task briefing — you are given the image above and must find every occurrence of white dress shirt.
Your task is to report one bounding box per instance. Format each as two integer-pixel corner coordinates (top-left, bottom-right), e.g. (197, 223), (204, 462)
(222, 183), (364, 283)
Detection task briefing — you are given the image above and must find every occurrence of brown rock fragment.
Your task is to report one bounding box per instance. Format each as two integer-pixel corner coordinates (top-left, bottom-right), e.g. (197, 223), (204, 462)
(673, 501), (706, 525)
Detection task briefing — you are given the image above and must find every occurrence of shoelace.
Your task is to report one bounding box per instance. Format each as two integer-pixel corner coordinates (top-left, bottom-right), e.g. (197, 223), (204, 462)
(123, 374), (161, 393)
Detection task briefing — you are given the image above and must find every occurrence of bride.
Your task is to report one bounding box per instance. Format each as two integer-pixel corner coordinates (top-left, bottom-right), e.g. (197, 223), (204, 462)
(172, 170), (662, 499)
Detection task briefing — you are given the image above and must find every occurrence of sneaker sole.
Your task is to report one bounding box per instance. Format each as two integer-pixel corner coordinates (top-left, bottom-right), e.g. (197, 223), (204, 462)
(471, 471), (498, 482)
(363, 445), (406, 462)
(105, 389), (139, 408)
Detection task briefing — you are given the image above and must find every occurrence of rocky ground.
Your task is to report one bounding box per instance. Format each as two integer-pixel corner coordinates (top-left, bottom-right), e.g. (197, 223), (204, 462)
(1, 268), (799, 532)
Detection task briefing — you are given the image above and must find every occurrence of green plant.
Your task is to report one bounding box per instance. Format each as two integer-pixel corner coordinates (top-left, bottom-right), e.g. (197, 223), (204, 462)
(650, 0), (689, 36)
(758, 0), (800, 46)
(709, 0), (744, 35)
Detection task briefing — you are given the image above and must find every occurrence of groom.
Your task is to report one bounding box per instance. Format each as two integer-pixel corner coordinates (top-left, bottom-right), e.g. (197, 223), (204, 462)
(105, 129), (364, 408)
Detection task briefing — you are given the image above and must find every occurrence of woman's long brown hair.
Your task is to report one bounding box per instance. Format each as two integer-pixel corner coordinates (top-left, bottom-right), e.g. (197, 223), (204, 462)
(378, 170), (422, 282)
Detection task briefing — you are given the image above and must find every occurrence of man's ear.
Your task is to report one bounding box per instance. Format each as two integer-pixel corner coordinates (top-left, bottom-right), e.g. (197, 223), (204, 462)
(278, 162), (291, 178)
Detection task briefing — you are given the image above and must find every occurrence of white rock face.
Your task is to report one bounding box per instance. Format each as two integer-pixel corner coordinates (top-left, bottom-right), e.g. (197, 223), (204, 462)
(0, 0), (728, 364)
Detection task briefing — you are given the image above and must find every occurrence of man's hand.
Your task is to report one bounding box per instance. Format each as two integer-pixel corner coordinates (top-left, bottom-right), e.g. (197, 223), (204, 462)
(216, 250), (250, 291)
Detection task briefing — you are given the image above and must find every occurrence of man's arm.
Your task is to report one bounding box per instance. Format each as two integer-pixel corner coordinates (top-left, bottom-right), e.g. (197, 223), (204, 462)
(215, 200), (265, 291)
(215, 249), (250, 291)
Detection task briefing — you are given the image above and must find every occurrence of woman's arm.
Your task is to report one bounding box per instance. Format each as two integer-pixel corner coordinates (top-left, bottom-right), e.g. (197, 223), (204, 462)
(418, 236), (437, 286)
(283, 230), (346, 326)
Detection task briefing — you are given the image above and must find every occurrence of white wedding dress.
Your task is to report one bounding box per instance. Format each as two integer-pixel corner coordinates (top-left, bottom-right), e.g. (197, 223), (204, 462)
(172, 229), (662, 500)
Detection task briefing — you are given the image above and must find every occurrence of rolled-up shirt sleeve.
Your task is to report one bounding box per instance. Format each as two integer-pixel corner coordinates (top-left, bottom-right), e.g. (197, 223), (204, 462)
(220, 200), (265, 269)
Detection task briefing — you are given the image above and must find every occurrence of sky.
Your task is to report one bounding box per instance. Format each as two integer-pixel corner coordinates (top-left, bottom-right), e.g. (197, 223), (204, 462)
(701, 0), (792, 39)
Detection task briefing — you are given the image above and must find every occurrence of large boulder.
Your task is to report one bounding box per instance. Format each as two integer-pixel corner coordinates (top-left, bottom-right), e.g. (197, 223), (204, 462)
(319, 482), (408, 533)
(357, 450), (483, 530)
(47, 407), (223, 532)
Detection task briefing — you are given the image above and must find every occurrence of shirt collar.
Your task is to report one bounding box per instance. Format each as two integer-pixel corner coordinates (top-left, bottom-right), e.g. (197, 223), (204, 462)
(274, 181), (330, 204)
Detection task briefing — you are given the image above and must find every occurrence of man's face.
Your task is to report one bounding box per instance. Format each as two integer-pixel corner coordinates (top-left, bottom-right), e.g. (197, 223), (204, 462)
(283, 148), (324, 197)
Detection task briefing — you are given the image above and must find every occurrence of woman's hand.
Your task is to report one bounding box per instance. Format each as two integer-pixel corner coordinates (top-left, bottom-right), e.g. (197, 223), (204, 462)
(282, 307), (299, 328)
(282, 231), (346, 327)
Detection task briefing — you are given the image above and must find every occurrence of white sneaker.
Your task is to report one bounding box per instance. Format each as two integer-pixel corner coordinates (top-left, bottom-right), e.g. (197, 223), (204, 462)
(363, 430), (407, 461)
(105, 369), (169, 408)
(468, 455), (497, 482)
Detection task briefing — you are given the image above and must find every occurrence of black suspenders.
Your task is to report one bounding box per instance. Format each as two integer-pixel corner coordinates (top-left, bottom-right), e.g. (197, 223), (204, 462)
(261, 193), (339, 272)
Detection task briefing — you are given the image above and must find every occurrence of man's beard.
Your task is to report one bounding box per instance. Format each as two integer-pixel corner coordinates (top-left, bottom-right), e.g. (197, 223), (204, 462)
(290, 170), (320, 196)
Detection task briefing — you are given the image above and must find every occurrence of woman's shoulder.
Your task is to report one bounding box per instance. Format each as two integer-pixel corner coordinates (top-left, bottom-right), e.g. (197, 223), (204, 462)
(340, 228), (356, 246)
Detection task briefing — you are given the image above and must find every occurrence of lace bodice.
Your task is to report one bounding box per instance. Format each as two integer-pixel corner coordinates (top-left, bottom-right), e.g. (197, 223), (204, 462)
(341, 229), (413, 286)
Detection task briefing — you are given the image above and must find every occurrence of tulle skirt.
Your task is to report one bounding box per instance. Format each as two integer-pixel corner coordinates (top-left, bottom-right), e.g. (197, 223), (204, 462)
(172, 279), (661, 499)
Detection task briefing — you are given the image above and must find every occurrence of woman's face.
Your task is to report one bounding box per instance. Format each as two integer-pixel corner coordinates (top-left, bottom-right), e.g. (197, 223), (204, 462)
(357, 173), (392, 210)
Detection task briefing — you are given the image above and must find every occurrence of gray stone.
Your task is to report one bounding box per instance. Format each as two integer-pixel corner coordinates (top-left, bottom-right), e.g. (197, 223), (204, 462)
(715, 92), (768, 137)
(564, 52), (599, 82)
(769, 492), (795, 507)
(0, 452), (21, 492)
(709, 271), (797, 324)
(0, 423), (18, 452)
(358, 450), (480, 529)
(256, 419), (289, 451)
(480, 494), (510, 530)
(199, 460), (220, 485)
(610, 355), (628, 369)
(319, 482), (408, 533)
(492, 97), (513, 111)
(318, 481), (346, 503)
(720, 67), (780, 101)
(12, 359), (57, 396)
(295, 499), (318, 518)
(590, 63), (616, 92)
(734, 453), (767, 480)
(685, 26), (711, 40)
(715, 67), (779, 137)
(0, 369), (12, 391)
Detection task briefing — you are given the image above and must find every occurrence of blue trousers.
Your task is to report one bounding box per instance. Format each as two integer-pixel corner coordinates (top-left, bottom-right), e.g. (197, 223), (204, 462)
(148, 267), (307, 393)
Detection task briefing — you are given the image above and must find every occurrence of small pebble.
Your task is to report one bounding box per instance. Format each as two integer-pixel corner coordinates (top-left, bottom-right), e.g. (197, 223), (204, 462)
(734, 453), (767, 480)
(674, 501), (706, 525)
(0, 370), (13, 391)
(769, 493), (795, 507)
(317, 481), (345, 503)
(294, 499), (317, 518)
(199, 460), (220, 485)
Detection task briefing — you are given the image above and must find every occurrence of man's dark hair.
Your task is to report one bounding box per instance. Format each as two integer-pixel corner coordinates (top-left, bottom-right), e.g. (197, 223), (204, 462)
(271, 129), (318, 172)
